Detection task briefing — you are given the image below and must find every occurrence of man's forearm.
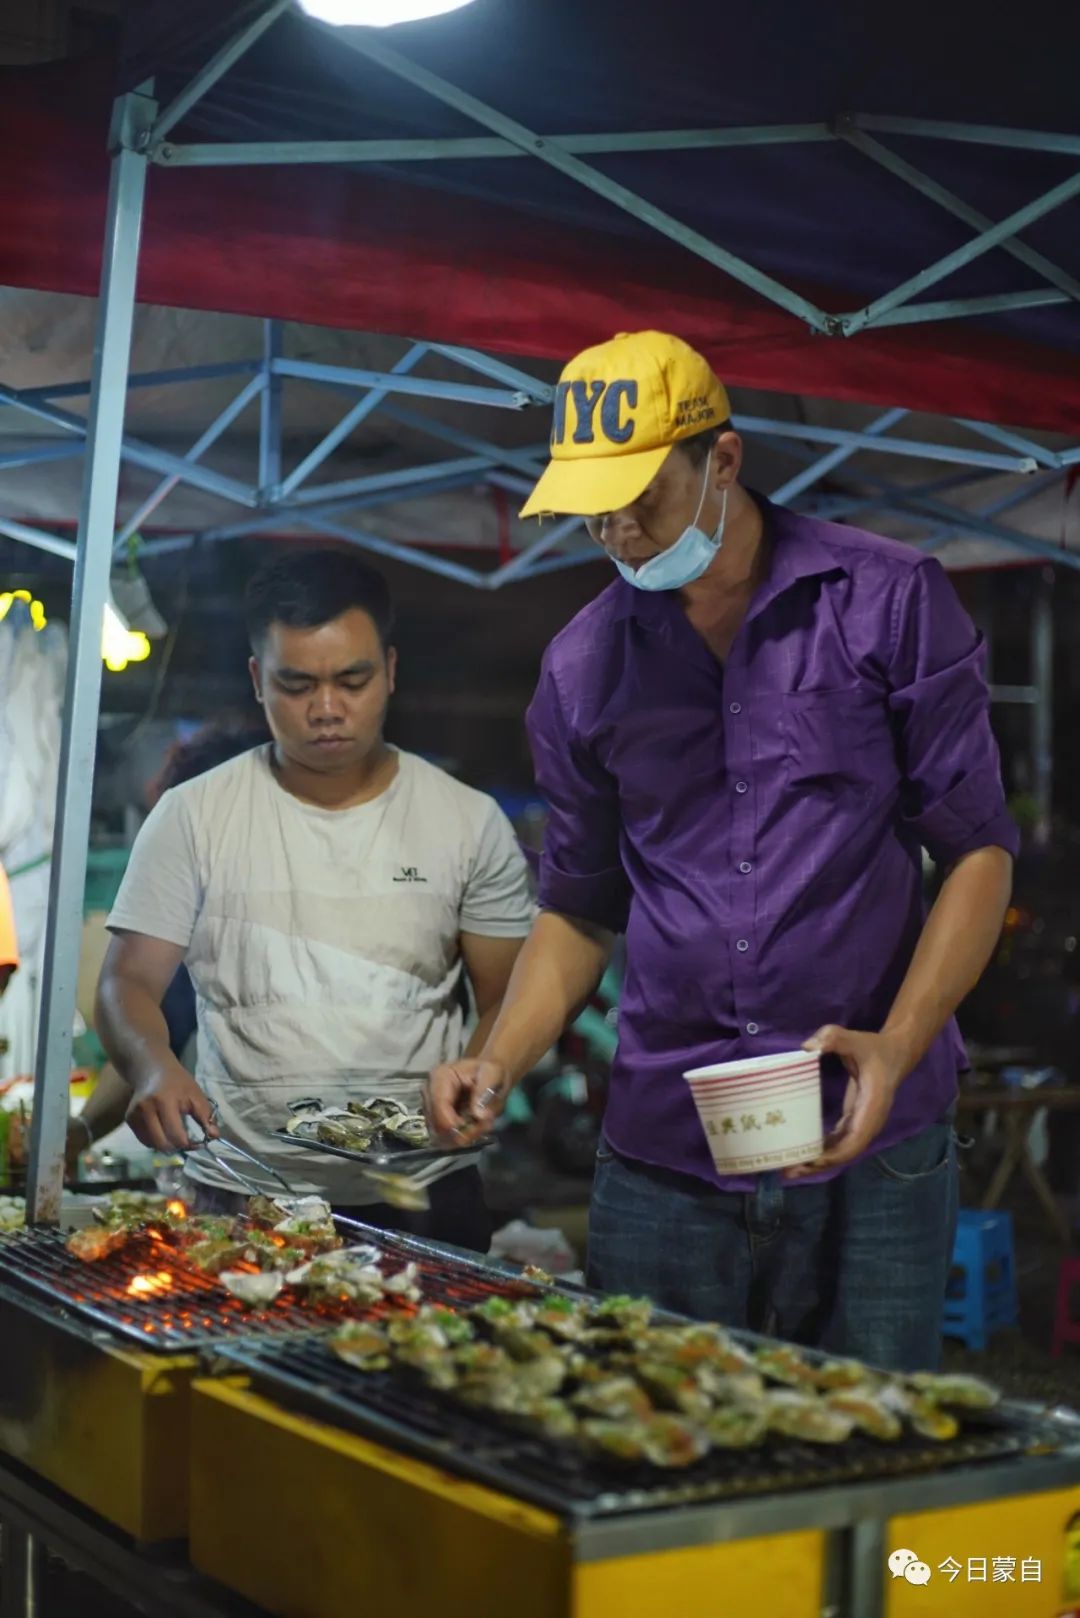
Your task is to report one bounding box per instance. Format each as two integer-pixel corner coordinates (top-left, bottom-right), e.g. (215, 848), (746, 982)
(96, 976), (176, 1091)
(479, 911), (614, 1084)
(883, 845), (1013, 1076)
(77, 1065), (134, 1143)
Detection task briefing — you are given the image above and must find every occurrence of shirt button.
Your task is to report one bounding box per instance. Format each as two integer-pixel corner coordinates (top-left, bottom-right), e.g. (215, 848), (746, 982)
(739, 861), (752, 874)
(735, 780), (748, 795)
(736, 939), (749, 953)
(729, 702), (742, 715)
(746, 1022), (760, 1035)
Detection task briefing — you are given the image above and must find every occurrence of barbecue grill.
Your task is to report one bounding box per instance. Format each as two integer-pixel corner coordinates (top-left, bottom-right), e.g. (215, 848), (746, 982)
(0, 1218), (538, 1539)
(183, 1229), (1080, 1618)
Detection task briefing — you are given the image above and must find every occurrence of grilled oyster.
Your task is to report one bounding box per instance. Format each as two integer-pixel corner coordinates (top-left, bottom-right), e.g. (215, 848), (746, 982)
(814, 1358), (869, 1391)
(95, 1191), (169, 1229)
(705, 1403), (770, 1449)
(908, 1373), (1000, 1411)
(473, 1296), (537, 1332)
(905, 1394), (960, 1442)
(316, 1116), (379, 1152)
(533, 1295), (590, 1341)
(381, 1112), (430, 1149)
(461, 1358), (566, 1411)
(219, 1270), (284, 1307)
(880, 1382), (962, 1440)
(696, 1367), (766, 1403)
(185, 1237), (249, 1276)
(825, 1388), (902, 1441)
(330, 1321), (391, 1371)
(513, 1397), (578, 1440)
(243, 1195), (292, 1227)
(415, 1306), (474, 1344)
(639, 1414), (710, 1469)
(634, 1361), (713, 1421)
(67, 1224), (134, 1261)
(348, 1097), (409, 1122)
(581, 1418), (650, 1463)
(572, 1376), (654, 1422)
(451, 1341), (510, 1378)
(589, 1294), (653, 1333)
(500, 1327), (563, 1363)
(382, 1261), (422, 1303)
(755, 1344), (819, 1388)
(765, 1392), (855, 1444)
(271, 1216), (341, 1256)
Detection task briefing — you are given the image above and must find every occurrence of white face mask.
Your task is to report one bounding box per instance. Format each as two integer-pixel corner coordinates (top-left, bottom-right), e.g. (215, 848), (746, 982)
(612, 462), (727, 592)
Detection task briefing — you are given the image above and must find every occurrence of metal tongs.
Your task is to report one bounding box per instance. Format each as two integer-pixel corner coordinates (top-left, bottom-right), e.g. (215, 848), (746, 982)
(184, 1104), (295, 1198)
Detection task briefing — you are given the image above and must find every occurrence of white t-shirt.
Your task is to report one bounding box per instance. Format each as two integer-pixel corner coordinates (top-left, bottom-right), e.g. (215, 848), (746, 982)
(107, 746), (534, 1198)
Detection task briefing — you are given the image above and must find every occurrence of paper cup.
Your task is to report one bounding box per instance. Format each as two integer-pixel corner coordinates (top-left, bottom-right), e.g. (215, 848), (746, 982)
(683, 1050), (823, 1174)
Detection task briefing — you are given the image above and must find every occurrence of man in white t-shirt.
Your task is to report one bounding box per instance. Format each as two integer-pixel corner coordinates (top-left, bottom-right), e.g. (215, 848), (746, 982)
(95, 548), (533, 1247)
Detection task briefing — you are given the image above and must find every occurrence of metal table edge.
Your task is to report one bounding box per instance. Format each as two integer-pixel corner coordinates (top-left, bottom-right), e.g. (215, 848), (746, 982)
(567, 1442), (1080, 1561)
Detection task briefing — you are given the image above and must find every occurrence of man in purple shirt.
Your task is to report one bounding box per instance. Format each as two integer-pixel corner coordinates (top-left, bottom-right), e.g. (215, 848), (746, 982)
(428, 331), (1016, 1370)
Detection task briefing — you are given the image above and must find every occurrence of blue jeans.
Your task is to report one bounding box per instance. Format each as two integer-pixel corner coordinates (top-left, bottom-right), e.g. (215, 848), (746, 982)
(587, 1117), (958, 1372)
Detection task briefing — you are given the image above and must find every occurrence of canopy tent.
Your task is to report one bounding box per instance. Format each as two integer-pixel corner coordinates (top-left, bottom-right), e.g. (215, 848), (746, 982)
(12, 0), (1079, 1218)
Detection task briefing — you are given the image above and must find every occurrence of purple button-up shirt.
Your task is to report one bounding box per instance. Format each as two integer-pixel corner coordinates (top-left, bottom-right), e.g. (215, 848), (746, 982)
(526, 497), (1018, 1189)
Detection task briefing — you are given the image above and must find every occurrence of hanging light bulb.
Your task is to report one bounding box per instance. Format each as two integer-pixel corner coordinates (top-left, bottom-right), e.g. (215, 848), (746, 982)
(102, 599), (151, 674)
(0, 588), (47, 630)
(296, 0), (476, 25)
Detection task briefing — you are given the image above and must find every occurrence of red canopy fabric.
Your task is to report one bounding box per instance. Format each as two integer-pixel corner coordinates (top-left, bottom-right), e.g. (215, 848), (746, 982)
(2, 59), (1078, 433)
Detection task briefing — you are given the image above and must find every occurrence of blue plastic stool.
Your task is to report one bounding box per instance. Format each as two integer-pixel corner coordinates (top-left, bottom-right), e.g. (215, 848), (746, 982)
(942, 1209), (1019, 1351)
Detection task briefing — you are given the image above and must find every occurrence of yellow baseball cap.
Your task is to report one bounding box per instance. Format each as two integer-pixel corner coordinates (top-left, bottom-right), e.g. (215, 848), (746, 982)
(520, 331), (731, 519)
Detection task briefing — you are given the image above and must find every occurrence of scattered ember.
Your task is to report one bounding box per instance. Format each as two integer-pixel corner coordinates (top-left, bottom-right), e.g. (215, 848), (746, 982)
(127, 1270), (174, 1298)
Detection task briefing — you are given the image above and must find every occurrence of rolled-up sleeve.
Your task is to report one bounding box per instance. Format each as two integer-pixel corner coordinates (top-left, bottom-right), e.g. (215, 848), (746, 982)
(887, 559), (1019, 866)
(525, 658), (632, 932)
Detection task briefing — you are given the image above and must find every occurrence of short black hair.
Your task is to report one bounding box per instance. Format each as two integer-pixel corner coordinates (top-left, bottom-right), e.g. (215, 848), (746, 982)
(244, 547), (395, 655)
(676, 420), (733, 468)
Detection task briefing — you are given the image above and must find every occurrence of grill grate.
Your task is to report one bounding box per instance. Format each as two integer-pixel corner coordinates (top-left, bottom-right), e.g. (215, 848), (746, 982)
(216, 1334), (1049, 1521)
(0, 1224), (537, 1353)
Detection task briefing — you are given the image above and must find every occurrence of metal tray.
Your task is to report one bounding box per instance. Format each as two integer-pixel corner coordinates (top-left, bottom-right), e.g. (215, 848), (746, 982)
(273, 1129), (494, 1170)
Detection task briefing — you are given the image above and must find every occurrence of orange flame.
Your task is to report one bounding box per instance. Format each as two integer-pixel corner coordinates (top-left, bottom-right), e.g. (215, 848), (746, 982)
(166, 1200), (187, 1219)
(127, 1270), (174, 1298)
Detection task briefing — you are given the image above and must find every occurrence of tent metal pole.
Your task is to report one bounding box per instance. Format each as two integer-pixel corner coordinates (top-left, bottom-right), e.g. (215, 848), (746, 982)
(134, 470), (489, 557)
(153, 0), (289, 142)
(152, 122), (836, 167)
(770, 407), (907, 506)
(277, 343), (428, 499)
(0, 384), (260, 506)
(838, 170), (1080, 335)
(868, 289), (1070, 328)
(272, 356), (533, 410)
(332, 30), (835, 334)
(258, 319), (284, 496)
(0, 517), (78, 561)
(26, 89), (155, 1226)
(379, 401), (548, 480)
(17, 361), (260, 403)
(285, 454), (494, 508)
(426, 345), (553, 403)
(953, 421), (1062, 471)
(853, 115), (1080, 158)
(300, 515), (492, 588)
(732, 415), (1038, 473)
(114, 372), (267, 551)
(839, 126), (1080, 305)
(0, 444), (85, 473)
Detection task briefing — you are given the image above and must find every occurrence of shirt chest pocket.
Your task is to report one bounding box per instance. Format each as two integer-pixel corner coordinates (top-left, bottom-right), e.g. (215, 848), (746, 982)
(780, 688), (897, 797)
